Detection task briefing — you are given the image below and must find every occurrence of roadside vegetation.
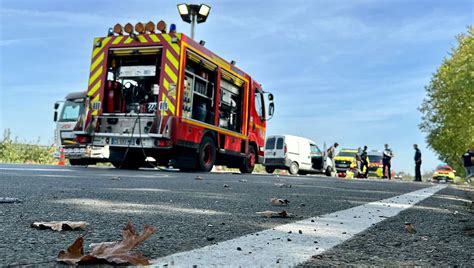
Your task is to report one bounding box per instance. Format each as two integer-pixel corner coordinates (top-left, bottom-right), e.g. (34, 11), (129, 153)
(0, 129), (56, 165)
(420, 26), (474, 177)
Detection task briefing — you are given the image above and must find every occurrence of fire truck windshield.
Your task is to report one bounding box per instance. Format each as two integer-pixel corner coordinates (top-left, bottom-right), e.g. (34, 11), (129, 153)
(60, 100), (84, 122)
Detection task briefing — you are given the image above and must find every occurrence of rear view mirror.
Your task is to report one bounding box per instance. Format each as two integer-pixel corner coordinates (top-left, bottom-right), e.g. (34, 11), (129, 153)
(54, 102), (60, 110)
(268, 93), (274, 101)
(53, 111), (58, 122)
(269, 103), (275, 117)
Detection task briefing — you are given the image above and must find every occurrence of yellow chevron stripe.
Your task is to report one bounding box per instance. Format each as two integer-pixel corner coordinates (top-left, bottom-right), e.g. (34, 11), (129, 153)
(92, 37), (111, 58)
(112, 36), (124, 45)
(124, 37), (133, 44)
(88, 67), (103, 86)
(162, 93), (175, 115)
(138, 35), (148, 43)
(164, 64), (177, 83)
(90, 52), (104, 72)
(162, 34), (180, 55)
(163, 78), (169, 90)
(88, 80), (102, 97)
(166, 50), (179, 69)
(149, 34), (160, 42)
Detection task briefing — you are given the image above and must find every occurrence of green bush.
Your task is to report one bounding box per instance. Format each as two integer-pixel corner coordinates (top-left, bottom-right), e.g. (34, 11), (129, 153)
(0, 129), (57, 165)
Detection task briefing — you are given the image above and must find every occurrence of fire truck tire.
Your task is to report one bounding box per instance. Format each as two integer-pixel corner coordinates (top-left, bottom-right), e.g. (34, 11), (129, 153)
(240, 145), (256, 174)
(289, 162), (299, 175)
(197, 136), (216, 172)
(69, 159), (90, 166)
(265, 167), (275, 174)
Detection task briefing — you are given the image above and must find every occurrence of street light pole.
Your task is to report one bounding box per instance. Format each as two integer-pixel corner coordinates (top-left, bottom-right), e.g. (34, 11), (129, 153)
(177, 3), (211, 40)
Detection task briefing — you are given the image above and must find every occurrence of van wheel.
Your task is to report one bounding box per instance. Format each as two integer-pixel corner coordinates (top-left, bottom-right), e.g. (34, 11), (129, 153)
(265, 167), (275, 174)
(197, 136), (216, 172)
(240, 145), (256, 173)
(289, 162), (299, 175)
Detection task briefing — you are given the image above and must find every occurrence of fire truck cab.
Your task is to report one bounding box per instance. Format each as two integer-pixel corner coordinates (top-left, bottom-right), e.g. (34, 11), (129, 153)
(76, 22), (274, 172)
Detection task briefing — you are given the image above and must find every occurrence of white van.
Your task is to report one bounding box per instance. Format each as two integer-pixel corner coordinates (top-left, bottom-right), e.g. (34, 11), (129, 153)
(263, 135), (333, 176)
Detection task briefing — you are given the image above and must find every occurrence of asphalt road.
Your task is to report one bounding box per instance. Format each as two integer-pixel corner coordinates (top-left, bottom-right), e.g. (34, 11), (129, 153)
(0, 163), (472, 266)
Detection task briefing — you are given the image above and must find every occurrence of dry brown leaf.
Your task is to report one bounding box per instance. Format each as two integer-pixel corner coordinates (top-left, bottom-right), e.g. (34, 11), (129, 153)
(31, 221), (88, 231)
(270, 198), (290, 206)
(57, 222), (156, 265)
(404, 222), (416, 233)
(256, 210), (291, 218)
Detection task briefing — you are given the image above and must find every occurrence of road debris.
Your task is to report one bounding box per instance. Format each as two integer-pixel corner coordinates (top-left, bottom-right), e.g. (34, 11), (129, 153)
(195, 176), (203, 180)
(223, 184), (230, 188)
(404, 222), (416, 233)
(274, 183), (292, 188)
(57, 222), (156, 265)
(238, 179), (248, 183)
(256, 210), (292, 218)
(0, 197), (22, 203)
(270, 198), (290, 206)
(109, 176), (121, 180)
(312, 254), (323, 260)
(31, 221), (88, 231)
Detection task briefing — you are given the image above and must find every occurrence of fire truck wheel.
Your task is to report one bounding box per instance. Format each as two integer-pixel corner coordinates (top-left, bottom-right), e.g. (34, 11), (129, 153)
(265, 167), (275, 174)
(240, 145), (256, 174)
(289, 162), (299, 175)
(197, 136), (216, 172)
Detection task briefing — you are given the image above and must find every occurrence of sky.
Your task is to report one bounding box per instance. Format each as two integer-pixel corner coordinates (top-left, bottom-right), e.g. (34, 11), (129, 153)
(0, 0), (472, 173)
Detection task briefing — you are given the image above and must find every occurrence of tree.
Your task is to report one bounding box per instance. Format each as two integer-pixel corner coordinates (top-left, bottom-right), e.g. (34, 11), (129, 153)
(419, 26), (474, 176)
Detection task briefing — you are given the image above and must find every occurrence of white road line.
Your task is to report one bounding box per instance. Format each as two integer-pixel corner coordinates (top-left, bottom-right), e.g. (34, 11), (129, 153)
(152, 185), (445, 267)
(0, 167), (74, 172)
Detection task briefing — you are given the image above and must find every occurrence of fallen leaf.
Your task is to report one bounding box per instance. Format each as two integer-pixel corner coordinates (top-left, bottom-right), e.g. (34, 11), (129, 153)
(404, 222), (416, 233)
(57, 222), (156, 265)
(31, 221), (88, 231)
(270, 198), (290, 206)
(256, 210), (292, 218)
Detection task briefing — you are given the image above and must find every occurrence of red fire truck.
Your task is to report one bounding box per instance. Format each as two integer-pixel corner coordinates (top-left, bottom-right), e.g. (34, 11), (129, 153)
(74, 21), (274, 172)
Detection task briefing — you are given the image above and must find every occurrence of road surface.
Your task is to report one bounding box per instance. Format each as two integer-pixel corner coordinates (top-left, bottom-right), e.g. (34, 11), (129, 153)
(0, 163), (472, 266)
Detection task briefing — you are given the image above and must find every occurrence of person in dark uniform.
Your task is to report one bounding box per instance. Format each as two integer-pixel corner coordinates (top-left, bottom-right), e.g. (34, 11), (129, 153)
(414, 144), (422, 182)
(463, 149), (474, 180)
(382, 144), (393, 179)
(360, 146), (369, 178)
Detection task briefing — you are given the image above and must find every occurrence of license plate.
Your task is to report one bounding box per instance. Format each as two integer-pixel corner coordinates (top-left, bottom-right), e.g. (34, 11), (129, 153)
(111, 137), (134, 145)
(338, 164), (349, 167)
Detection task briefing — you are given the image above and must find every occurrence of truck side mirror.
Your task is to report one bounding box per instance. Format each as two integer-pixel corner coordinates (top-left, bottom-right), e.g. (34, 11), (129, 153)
(54, 111), (58, 122)
(268, 103), (275, 117)
(54, 102), (60, 110)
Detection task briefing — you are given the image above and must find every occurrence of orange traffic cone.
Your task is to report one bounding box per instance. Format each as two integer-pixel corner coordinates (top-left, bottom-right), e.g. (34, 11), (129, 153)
(57, 148), (66, 166)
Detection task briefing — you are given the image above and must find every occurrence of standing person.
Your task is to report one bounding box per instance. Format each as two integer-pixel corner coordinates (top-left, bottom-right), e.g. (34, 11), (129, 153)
(382, 144), (393, 179)
(414, 144), (422, 182)
(360, 146), (369, 178)
(327, 142), (339, 173)
(463, 149), (474, 181)
(356, 147), (362, 172)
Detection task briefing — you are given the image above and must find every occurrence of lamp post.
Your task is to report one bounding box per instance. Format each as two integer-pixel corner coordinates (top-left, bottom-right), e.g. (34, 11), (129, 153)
(177, 3), (211, 39)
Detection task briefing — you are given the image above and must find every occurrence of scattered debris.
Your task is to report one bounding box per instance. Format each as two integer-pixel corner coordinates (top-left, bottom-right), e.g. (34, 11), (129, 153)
(57, 222), (156, 265)
(311, 219), (315, 222)
(0, 197), (22, 203)
(274, 183), (292, 188)
(270, 198), (290, 206)
(31, 221), (88, 231)
(312, 254), (323, 260)
(404, 222), (416, 233)
(223, 184), (230, 188)
(109, 176), (121, 180)
(287, 238), (292, 241)
(299, 203), (306, 207)
(206, 237), (215, 241)
(238, 179), (248, 183)
(256, 210), (292, 218)
(236, 247), (242, 251)
(298, 230), (303, 234)
(195, 176), (203, 180)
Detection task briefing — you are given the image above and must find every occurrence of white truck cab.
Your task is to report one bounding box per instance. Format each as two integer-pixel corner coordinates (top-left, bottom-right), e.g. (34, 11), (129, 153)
(263, 135), (333, 176)
(53, 91), (109, 165)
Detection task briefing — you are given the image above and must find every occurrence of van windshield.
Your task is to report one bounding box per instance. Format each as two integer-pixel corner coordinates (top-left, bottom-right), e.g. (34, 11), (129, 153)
(265, 138), (275, 149)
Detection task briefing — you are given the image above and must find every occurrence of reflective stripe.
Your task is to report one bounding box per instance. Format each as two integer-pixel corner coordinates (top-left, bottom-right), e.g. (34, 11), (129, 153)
(162, 93), (175, 115)
(149, 34), (160, 42)
(162, 34), (180, 54)
(90, 52), (104, 72)
(138, 35), (148, 43)
(88, 67), (103, 86)
(166, 50), (179, 69)
(124, 37), (133, 44)
(112, 36), (124, 45)
(164, 64), (177, 83)
(92, 37), (111, 58)
(88, 80), (102, 97)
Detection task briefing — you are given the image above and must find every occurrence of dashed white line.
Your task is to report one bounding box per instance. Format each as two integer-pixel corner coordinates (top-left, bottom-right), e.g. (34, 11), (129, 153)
(152, 185), (445, 267)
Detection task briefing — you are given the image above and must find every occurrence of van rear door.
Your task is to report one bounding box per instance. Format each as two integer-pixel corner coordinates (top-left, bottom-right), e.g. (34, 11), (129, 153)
(265, 136), (286, 159)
